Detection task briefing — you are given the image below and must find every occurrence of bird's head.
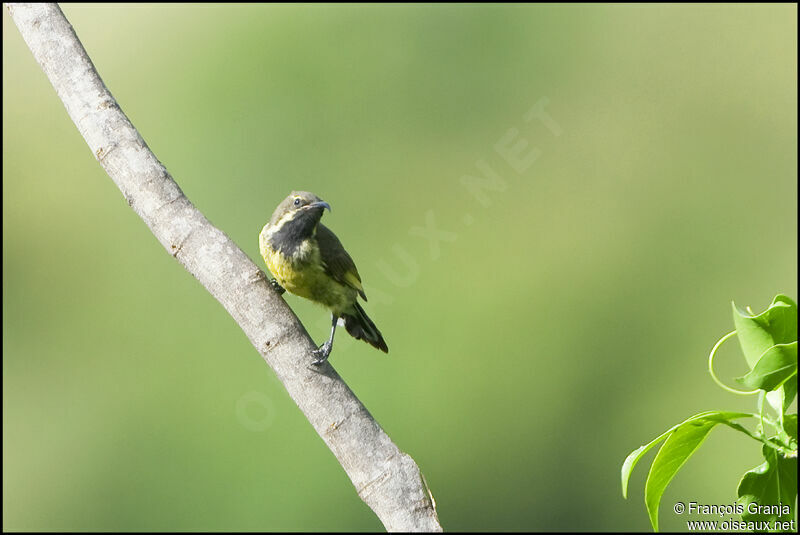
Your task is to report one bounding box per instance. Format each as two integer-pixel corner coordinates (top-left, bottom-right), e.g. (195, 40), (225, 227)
(268, 191), (331, 229)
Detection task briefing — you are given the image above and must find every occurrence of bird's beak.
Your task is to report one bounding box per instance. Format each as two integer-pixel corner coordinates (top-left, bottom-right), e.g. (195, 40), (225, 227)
(307, 201), (332, 212)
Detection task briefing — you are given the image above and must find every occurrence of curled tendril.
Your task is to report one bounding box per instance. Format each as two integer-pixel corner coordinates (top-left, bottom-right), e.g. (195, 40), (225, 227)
(708, 330), (759, 396)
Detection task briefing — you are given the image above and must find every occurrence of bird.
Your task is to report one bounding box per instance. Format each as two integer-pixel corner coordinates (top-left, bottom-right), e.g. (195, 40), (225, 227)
(259, 191), (388, 364)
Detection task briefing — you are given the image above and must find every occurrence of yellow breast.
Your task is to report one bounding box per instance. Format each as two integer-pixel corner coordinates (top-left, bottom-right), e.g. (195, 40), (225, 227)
(259, 225), (357, 315)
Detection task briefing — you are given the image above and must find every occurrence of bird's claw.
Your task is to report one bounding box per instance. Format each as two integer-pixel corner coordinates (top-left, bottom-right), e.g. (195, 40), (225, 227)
(311, 341), (332, 365)
(269, 279), (286, 295)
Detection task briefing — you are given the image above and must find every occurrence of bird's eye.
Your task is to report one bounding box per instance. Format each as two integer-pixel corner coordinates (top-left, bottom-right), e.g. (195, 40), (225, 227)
(293, 198), (301, 206)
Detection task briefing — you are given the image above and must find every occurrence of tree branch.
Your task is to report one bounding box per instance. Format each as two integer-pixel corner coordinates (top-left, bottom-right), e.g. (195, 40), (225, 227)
(6, 3), (441, 532)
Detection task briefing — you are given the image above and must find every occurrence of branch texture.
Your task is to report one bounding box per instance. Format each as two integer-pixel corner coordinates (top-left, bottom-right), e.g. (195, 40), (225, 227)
(7, 3), (441, 532)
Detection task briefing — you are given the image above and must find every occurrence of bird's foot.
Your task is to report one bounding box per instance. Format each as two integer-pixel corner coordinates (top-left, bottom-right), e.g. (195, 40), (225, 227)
(269, 279), (286, 295)
(311, 341), (333, 365)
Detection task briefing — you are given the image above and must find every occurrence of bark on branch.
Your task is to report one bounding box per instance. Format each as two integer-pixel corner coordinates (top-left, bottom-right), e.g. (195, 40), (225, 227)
(6, 3), (441, 532)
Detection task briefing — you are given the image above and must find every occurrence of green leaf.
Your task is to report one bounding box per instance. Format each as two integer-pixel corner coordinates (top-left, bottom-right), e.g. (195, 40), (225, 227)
(733, 295), (797, 369)
(783, 414), (797, 441)
(781, 414), (797, 451)
(767, 375), (798, 417)
(736, 342), (798, 392)
(782, 376), (798, 414)
(622, 429), (674, 500)
(621, 411), (738, 499)
(621, 411), (753, 531)
(644, 413), (747, 531)
(737, 444), (797, 525)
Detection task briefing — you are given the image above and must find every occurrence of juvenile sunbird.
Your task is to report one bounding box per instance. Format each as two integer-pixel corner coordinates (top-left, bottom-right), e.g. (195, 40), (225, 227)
(259, 191), (388, 364)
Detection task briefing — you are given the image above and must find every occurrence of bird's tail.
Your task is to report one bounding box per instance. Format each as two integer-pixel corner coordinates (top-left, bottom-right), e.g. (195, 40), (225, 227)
(343, 302), (388, 353)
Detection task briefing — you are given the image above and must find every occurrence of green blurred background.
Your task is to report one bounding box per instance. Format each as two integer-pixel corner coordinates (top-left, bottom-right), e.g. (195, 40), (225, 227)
(3, 4), (797, 531)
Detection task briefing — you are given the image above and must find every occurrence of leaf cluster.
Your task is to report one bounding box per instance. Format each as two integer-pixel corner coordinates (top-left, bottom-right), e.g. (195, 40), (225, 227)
(622, 295), (798, 531)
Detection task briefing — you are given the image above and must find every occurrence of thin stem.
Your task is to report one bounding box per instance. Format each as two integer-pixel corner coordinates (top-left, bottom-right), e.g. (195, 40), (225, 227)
(708, 330), (759, 396)
(723, 419), (791, 456)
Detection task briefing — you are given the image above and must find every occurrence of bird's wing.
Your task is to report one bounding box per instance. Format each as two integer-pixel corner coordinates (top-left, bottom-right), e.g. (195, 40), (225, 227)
(317, 224), (367, 301)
